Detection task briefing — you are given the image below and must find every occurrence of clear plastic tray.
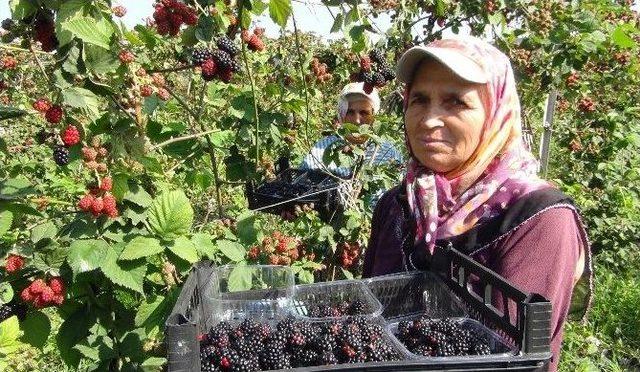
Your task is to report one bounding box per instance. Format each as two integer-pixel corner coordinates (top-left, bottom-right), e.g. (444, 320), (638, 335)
(205, 265), (295, 324)
(290, 280), (383, 320)
(387, 314), (517, 360)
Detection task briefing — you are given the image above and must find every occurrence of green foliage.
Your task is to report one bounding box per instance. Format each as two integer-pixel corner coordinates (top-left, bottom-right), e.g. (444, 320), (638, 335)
(0, 0), (638, 370)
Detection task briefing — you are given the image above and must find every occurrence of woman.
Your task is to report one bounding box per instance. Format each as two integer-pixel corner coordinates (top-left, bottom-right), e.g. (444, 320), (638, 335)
(363, 37), (592, 371)
(300, 82), (403, 178)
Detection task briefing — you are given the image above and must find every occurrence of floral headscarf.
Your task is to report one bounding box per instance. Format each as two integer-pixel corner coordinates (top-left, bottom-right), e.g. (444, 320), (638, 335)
(403, 38), (549, 254)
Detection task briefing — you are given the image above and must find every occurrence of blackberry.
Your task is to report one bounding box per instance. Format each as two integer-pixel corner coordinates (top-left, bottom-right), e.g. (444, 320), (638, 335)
(379, 62), (396, 81)
(424, 330), (447, 346)
(238, 318), (260, 334)
(362, 71), (376, 85)
(435, 342), (456, 357)
(215, 348), (239, 370)
(276, 317), (297, 337)
(192, 47), (212, 66)
(231, 357), (257, 372)
(265, 332), (287, 349)
(231, 337), (252, 358)
(208, 328), (230, 349)
(472, 343), (492, 355)
(397, 320), (412, 338)
(293, 348), (319, 367)
(372, 72), (386, 87)
(211, 49), (232, 71)
(53, 145), (70, 166)
(259, 345), (290, 370)
(412, 344), (433, 356)
(361, 323), (383, 343)
(450, 337), (471, 355)
(313, 333), (336, 352)
(288, 331), (306, 349)
(319, 351), (338, 365)
(1, 18), (14, 31)
(369, 49), (385, 64)
(229, 59), (242, 73)
(201, 359), (219, 372)
(217, 35), (239, 56)
(347, 300), (366, 315)
(0, 304), (13, 322)
(296, 320), (316, 339)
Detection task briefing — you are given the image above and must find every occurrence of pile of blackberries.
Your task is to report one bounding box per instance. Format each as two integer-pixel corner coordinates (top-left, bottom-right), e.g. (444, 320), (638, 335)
(200, 316), (401, 371)
(395, 316), (492, 357)
(192, 36), (242, 83)
(307, 299), (368, 318)
(350, 49), (396, 94)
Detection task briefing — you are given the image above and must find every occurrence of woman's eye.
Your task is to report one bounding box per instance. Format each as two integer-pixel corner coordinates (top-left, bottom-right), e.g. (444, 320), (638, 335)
(449, 97), (467, 107)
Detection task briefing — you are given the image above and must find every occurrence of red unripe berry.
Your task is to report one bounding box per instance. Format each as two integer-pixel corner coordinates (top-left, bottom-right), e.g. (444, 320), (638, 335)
(61, 125), (81, 146)
(140, 85), (153, 97)
(91, 197), (104, 216)
(5, 254), (24, 273)
(100, 177), (113, 191)
(112, 5), (127, 17)
(78, 194), (95, 212)
(32, 98), (51, 113)
(45, 105), (63, 124)
(118, 49), (135, 64)
(48, 277), (65, 295)
(82, 147), (98, 161)
(29, 279), (47, 294)
(21, 287), (33, 302)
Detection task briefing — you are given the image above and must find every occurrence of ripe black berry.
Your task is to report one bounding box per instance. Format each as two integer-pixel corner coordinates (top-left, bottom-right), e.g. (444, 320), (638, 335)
(192, 47), (212, 66)
(369, 49), (385, 64)
(379, 62), (396, 81)
(217, 35), (239, 56)
(210, 49), (233, 71)
(0, 304), (13, 322)
(53, 145), (70, 166)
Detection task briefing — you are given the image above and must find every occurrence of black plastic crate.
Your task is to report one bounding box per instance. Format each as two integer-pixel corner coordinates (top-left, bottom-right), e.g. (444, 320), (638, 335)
(245, 168), (342, 221)
(166, 248), (552, 371)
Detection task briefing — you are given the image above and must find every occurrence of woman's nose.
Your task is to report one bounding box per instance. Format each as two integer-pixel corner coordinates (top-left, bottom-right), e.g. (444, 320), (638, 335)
(421, 108), (445, 129)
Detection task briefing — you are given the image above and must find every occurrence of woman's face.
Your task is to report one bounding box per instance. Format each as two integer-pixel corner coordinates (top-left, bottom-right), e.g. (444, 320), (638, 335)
(344, 98), (374, 125)
(405, 59), (488, 173)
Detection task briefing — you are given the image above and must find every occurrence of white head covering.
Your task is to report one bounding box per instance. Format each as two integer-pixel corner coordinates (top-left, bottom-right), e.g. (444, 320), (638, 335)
(337, 82), (381, 122)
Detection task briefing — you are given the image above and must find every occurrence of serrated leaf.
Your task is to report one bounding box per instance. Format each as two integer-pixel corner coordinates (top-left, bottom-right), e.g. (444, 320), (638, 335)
(84, 44), (120, 74)
(168, 236), (199, 263)
(0, 210), (12, 236)
(124, 184), (153, 207)
(62, 86), (100, 119)
(216, 239), (245, 262)
(135, 290), (177, 334)
(119, 236), (162, 260)
(0, 105), (27, 121)
(20, 311), (51, 349)
(0, 316), (21, 356)
(56, 307), (96, 367)
(102, 245), (146, 294)
(61, 16), (114, 49)
(611, 24), (636, 48)
(269, 0), (292, 28)
(56, 0), (89, 46)
(67, 240), (110, 275)
(30, 221), (57, 243)
(111, 174), (129, 201)
(192, 233), (217, 259)
(330, 12), (344, 33)
(147, 190), (194, 239)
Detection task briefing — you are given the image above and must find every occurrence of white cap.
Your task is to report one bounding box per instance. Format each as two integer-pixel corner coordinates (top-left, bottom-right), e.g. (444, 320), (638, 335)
(339, 82), (381, 114)
(396, 45), (488, 85)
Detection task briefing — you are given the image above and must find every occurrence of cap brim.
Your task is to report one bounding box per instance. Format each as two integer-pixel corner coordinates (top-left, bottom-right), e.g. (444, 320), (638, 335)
(397, 46), (488, 84)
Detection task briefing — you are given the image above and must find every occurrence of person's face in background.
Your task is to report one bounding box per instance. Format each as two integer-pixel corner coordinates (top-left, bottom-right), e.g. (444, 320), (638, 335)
(344, 98), (374, 144)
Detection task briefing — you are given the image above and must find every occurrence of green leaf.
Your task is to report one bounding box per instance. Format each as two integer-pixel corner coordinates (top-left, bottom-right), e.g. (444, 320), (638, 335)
(330, 13), (344, 33)
(62, 86), (101, 119)
(147, 189), (194, 239)
(216, 239), (245, 262)
(0, 283), (13, 305)
(168, 236), (199, 263)
(236, 212), (258, 245)
(102, 244), (146, 294)
(192, 233), (217, 259)
(20, 311), (51, 349)
(297, 269), (314, 284)
(119, 236), (162, 260)
(56, 306), (96, 367)
(0, 105), (27, 121)
(269, 0), (292, 28)
(67, 239), (110, 275)
(0, 316), (22, 356)
(195, 15), (215, 42)
(141, 357), (167, 370)
(9, 0), (36, 20)
(0, 210), (13, 236)
(135, 290), (177, 334)
(111, 174), (130, 201)
(227, 264), (252, 291)
(611, 24), (636, 48)
(348, 25), (367, 53)
(84, 44), (120, 74)
(56, 0), (89, 46)
(61, 16), (114, 49)
(340, 268), (354, 280)
(124, 184), (153, 208)
(30, 221), (57, 243)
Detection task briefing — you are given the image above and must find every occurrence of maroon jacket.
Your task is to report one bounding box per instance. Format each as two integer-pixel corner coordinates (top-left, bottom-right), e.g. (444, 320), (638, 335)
(364, 185), (591, 371)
